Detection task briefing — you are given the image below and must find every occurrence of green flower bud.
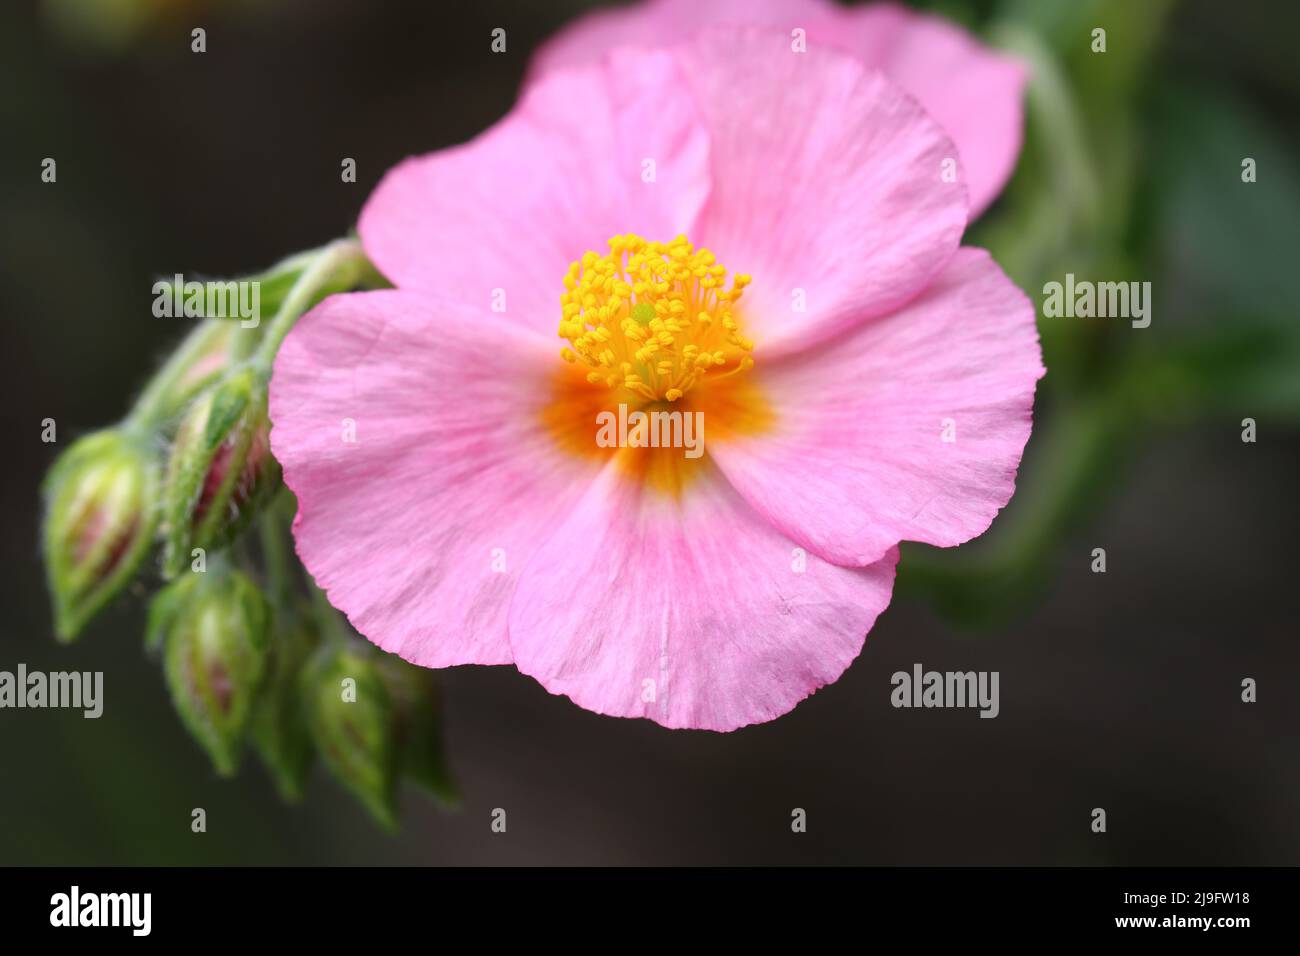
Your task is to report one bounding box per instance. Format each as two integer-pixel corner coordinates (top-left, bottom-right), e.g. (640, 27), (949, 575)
(150, 566), (271, 776)
(251, 609), (319, 802)
(376, 656), (459, 808)
(42, 429), (160, 641)
(156, 320), (234, 420)
(301, 643), (399, 829)
(162, 367), (280, 577)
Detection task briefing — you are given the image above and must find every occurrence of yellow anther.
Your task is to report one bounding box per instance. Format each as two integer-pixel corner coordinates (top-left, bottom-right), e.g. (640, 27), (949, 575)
(556, 234), (755, 401)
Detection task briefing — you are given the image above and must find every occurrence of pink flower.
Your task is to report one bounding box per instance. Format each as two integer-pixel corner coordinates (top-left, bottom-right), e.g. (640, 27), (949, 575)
(270, 26), (1044, 731)
(529, 0), (1027, 217)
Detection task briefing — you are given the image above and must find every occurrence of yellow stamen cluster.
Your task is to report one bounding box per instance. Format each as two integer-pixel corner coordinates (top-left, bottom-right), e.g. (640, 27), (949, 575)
(558, 234), (755, 401)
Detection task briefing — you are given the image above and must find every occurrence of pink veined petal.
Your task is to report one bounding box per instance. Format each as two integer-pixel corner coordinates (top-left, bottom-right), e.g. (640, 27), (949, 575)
(507, 461), (899, 732)
(529, 0), (1025, 217)
(832, 2), (1026, 216)
(679, 27), (970, 357)
(358, 48), (710, 338)
(269, 289), (598, 667)
(708, 247), (1046, 568)
(527, 0), (834, 85)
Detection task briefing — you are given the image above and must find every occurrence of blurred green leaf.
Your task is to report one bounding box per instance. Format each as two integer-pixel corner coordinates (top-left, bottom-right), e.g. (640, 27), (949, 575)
(1147, 84), (1300, 330)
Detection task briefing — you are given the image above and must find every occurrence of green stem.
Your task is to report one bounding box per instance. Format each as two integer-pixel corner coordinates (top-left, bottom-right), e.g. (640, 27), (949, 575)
(123, 239), (374, 433)
(257, 503), (298, 612)
(227, 312), (264, 363)
(252, 239), (369, 372)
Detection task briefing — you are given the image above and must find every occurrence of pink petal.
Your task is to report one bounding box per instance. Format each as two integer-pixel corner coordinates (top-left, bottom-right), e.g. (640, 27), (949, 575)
(679, 27), (969, 356)
(530, 0), (1025, 217)
(269, 289), (598, 667)
(709, 248), (1045, 567)
(833, 3), (1026, 216)
(359, 48), (710, 338)
(527, 0), (832, 85)
(508, 462), (899, 731)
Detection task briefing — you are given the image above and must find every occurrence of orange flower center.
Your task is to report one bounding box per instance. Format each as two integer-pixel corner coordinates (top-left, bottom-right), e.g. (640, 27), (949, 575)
(545, 234), (771, 495)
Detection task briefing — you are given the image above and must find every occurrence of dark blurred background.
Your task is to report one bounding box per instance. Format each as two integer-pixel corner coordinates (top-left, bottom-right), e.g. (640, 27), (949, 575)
(1, 0), (1298, 865)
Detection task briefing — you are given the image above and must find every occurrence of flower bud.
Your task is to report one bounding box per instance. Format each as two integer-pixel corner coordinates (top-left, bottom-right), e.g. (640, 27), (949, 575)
(157, 320), (234, 419)
(162, 367), (280, 577)
(149, 566), (271, 775)
(376, 656), (459, 807)
(251, 609), (319, 801)
(42, 429), (160, 641)
(301, 643), (399, 829)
